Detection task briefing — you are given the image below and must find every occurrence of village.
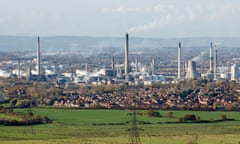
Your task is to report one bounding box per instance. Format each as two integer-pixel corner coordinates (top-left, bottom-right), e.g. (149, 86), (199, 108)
(1, 78), (239, 111)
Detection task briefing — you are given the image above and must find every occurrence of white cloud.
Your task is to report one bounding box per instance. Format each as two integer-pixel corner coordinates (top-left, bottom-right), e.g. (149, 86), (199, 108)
(101, 4), (175, 14)
(0, 16), (11, 23)
(152, 4), (175, 13)
(208, 3), (240, 21)
(102, 7), (143, 14)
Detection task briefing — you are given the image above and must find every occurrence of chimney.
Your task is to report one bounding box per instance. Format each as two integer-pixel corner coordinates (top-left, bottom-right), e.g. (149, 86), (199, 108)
(112, 56), (115, 77)
(112, 56), (115, 71)
(178, 42), (181, 79)
(26, 63), (32, 81)
(231, 64), (237, 81)
(17, 59), (21, 79)
(85, 63), (88, 72)
(214, 45), (217, 80)
(135, 57), (139, 73)
(209, 42), (213, 73)
(152, 57), (155, 75)
(124, 33), (129, 82)
(37, 37), (41, 76)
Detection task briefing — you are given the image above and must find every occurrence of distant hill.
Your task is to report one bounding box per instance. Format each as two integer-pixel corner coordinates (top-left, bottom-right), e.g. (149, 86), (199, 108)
(0, 36), (240, 53)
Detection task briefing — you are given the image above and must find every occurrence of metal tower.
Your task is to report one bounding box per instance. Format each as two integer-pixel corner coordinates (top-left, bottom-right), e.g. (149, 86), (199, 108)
(128, 92), (142, 144)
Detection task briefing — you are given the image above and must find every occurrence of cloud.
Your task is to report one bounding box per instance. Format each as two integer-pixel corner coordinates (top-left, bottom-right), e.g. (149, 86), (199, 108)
(101, 4), (175, 14)
(208, 3), (240, 21)
(0, 16), (11, 23)
(102, 7), (143, 14)
(152, 4), (175, 13)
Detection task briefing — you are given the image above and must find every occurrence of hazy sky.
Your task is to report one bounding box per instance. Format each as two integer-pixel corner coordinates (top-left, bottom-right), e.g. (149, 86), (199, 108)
(0, 0), (240, 38)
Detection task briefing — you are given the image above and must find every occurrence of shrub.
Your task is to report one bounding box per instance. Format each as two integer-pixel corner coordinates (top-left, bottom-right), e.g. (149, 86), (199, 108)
(183, 114), (196, 121)
(166, 111), (173, 118)
(9, 98), (18, 107)
(178, 117), (184, 122)
(147, 109), (161, 117)
(15, 100), (30, 108)
(220, 114), (227, 120)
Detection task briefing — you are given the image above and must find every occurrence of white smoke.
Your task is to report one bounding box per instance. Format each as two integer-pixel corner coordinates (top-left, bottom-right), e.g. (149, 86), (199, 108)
(128, 7), (197, 32)
(128, 2), (240, 33)
(191, 51), (207, 62)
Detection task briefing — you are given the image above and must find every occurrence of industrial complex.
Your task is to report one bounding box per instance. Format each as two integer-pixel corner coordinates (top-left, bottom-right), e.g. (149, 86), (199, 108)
(0, 34), (239, 86)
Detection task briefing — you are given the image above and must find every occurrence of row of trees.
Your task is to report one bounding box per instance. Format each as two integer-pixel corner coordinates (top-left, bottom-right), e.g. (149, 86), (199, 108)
(0, 106), (51, 126)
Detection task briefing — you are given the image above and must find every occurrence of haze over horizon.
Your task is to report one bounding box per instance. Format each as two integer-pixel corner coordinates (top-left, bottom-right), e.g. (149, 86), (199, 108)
(0, 0), (240, 38)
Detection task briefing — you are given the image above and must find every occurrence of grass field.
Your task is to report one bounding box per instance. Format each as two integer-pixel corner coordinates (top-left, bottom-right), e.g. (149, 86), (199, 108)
(0, 108), (239, 144)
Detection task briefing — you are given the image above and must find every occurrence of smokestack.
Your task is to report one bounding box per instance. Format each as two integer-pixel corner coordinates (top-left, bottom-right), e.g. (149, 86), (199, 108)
(152, 57), (155, 75)
(18, 59), (21, 79)
(112, 56), (115, 77)
(112, 56), (115, 71)
(124, 33), (129, 81)
(178, 42), (181, 79)
(209, 42), (213, 73)
(135, 57), (138, 73)
(231, 64), (237, 81)
(214, 45), (217, 80)
(26, 63), (32, 81)
(37, 37), (40, 76)
(85, 63), (88, 72)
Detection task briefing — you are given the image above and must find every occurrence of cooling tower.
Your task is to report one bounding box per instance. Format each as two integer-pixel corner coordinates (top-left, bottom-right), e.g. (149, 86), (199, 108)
(186, 60), (197, 80)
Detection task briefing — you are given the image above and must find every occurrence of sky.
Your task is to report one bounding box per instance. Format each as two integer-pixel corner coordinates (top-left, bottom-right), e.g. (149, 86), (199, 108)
(0, 0), (240, 38)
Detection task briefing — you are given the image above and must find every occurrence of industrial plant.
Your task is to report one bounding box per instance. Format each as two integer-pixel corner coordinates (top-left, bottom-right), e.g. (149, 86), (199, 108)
(0, 34), (239, 86)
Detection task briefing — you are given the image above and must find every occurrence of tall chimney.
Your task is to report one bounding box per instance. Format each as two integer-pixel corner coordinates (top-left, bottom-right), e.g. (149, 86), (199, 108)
(37, 37), (40, 76)
(85, 63), (88, 72)
(135, 57), (138, 73)
(112, 56), (115, 77)
(112, 56), (115, 70)
(209, 42), (213, 73)
(178, 42), (181, 79)
(152, 57), (155, 75)
(214, 45), (217, 80)
(18, 59), (21, 79)
(124, 33), (129, 81)
(26, 63), (32, 81)
(231, 64), (237, 81)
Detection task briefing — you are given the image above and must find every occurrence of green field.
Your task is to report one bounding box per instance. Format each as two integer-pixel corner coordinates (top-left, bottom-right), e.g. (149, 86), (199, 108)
(0, 108), (240, 144)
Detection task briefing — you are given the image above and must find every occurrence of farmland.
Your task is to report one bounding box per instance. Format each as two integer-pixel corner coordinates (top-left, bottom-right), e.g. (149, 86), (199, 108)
(0, 108), (240, 144)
